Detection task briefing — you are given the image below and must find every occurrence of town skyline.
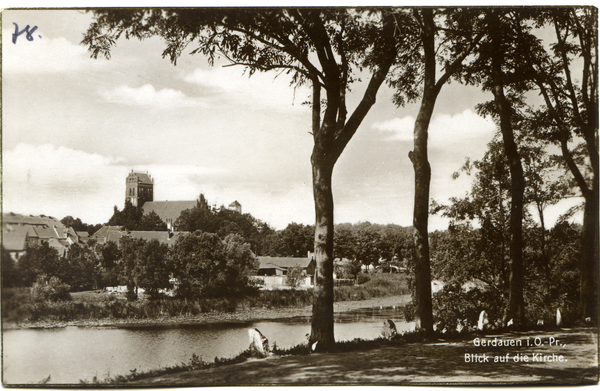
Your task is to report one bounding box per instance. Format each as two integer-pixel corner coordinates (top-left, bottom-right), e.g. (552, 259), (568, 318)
(2, 8), (584, 231)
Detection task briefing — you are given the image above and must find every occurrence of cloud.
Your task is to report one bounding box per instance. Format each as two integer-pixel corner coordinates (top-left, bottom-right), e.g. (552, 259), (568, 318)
(372, 116), (416, 142)
(2, 33), (92, 74)
(1, 142), (315, 229)
(183, 67), (311, 112)
(372, 109), (496, 148)
(2, 144), (125, 223)
(99, 84), (210, 108)
(1, 144), (225, 224)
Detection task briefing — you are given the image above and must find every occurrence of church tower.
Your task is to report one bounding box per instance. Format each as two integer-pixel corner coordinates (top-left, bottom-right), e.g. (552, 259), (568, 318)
(125, 170), (154, 208)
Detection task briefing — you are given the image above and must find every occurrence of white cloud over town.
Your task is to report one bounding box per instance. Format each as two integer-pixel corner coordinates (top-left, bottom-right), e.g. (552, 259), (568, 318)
(183, 66), (312, 112)
(3, 144), (125, 223)
(373, 109), (497, 148)
(100, 84), (211, 108)
(2, 33), (92, 74)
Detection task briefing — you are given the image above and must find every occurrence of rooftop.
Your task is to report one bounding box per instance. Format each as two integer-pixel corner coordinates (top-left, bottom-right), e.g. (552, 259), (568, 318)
(142, 201), (198, 224)
(128, 171), (153, 184)
(257, 256), (314, 270)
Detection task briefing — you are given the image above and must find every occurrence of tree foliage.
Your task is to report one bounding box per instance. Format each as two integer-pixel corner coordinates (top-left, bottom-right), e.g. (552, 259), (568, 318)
(136, 239), (172, 299)
(60, 243), (100, 291)
(524, 7), (599, 323)
(432, 129), (583, 326)
(285, 265), (305, 288)
(277, 222), (314, 257)
(107, 200), (168, 231)
(170, 231), (258, 299)
(17, 243), (62, 287)
(60, 216), (103, 235)
(175, 194), (277, 256)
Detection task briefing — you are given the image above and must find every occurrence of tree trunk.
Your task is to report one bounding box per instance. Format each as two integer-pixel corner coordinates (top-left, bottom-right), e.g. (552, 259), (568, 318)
(498, 111), (525, 329)
(490, 14), (525, 327)
(309, 151), (336, 349)
(409, 90), (436, 333)
(580, 182), (599, 324)
(408, 9), (438, 333)
(409, 132), (433, 332)
(305, 12), (398, 348)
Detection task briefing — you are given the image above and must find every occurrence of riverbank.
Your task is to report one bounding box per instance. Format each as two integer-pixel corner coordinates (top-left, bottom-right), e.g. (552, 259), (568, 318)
(3, 294), (411, 330)
(128, 327), (598, 385)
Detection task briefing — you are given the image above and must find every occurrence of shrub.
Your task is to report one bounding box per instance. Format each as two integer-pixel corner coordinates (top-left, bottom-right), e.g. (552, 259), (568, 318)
(30, 275), (72, 302)
(334, 273), (410, 302)
(432, 284), (504, 333)
(403, 303), (415, 322)
(356, 273), (371, 285)
(285, 266), (305, 288)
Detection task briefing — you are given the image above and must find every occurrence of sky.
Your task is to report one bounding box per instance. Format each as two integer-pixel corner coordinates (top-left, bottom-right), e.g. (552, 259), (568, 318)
(1, 8), (584, 231)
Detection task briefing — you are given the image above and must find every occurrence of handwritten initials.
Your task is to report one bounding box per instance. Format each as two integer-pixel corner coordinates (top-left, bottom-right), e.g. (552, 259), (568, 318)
(12, 23), (39, 44)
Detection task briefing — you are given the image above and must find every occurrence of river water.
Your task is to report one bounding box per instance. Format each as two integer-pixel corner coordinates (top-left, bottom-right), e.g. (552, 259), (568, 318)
(2, 306), (413, 385)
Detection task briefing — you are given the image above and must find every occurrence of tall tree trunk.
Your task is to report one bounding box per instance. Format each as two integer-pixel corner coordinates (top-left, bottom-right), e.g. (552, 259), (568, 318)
(409, 116), (433, 332)
(409, 11), (436, 332)
(580, 181), (599, 323)
(490, 13), (525, 327)
(310, 151), (336, 348)
(306, 11), (397, 349)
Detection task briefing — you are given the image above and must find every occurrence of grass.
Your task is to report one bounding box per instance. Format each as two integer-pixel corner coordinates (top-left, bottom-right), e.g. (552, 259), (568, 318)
(2, 273), (410, 324)
(79, 350), (259, 385)
(81, 327), (443, 385)
(335, 273), (410, 302)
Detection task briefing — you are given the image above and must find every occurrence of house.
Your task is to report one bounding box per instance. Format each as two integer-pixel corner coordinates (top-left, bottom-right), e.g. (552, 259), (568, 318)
(76, 231), (90, 243)
(228, 200), (242, 214)
(2, 226), (29, 261)
(254, 256), (316, 290)
(91, 225), (126, 245)
(256, 256), (316, 276)
(2, 213), (78, 258)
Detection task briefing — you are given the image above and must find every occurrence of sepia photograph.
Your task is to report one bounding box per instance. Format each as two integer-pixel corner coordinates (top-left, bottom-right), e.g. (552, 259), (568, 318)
(1, 6), (598, 386)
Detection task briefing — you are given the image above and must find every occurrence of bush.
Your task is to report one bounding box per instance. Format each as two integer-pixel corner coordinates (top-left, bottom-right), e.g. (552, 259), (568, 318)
(356, 273), (370, 285)
(334, 273), (410, 302)
(403, 303), (415, 322)
(285, 266), (305, 288)
(30, 275), (72, 302)
(244, 289), (313, 308)
(432, 284), (504, 333)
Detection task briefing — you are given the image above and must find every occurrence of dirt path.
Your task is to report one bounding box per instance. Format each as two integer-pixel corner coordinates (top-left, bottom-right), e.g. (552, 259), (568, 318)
(130, 327), (598, 386)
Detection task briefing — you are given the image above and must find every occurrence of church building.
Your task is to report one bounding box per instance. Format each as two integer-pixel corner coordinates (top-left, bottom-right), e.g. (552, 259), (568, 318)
(125, 171), (154, 207)
(125, 171), (241, 230)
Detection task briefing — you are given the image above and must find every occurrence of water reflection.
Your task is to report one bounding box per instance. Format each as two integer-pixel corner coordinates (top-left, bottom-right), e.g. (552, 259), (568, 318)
(2, 306), (413, 385)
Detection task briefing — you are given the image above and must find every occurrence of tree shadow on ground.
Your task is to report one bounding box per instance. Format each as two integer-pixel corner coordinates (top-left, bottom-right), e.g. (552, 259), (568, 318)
(133, 327), (598, 386)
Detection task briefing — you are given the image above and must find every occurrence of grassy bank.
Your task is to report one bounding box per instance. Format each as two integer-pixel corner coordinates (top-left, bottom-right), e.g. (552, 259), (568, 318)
(2, 273), (410, 325)
(85, 327), (430, 385)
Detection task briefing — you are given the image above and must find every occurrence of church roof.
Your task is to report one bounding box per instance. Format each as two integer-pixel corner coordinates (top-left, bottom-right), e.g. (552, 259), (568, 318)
(229, 200), (241, 207)
(142, 201), (197, 224)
